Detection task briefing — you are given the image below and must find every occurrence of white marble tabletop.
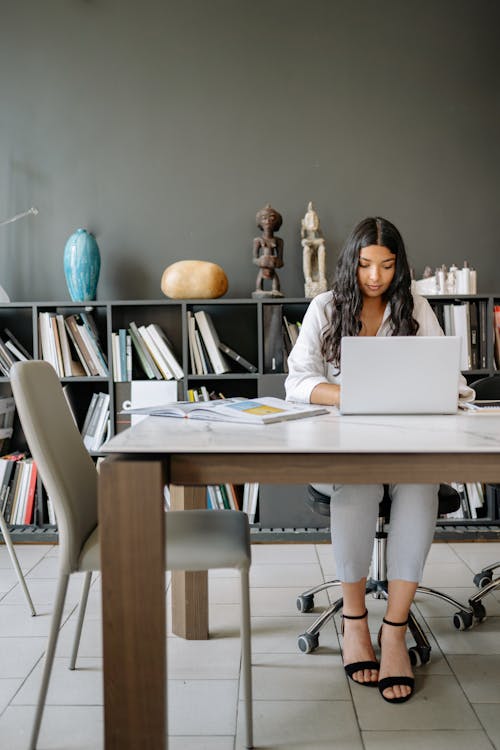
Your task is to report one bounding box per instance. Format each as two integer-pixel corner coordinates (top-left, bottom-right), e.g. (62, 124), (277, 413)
(101, 408), (500, 455)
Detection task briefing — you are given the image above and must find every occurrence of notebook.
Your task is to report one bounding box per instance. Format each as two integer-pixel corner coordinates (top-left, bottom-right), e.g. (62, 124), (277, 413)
(339, 336), (461, 415)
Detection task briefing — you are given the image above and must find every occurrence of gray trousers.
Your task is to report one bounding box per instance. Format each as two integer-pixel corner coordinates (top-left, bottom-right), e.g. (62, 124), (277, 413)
(313, 483), (439, 583)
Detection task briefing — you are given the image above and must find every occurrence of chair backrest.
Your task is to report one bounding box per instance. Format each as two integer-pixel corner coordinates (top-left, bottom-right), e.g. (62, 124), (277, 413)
(10, 361), (98, 573)
(470, 373), (500, 399)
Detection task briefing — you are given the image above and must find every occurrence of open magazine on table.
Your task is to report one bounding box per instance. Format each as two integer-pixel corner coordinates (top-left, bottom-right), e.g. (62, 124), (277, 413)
(121, 396), (328, 425)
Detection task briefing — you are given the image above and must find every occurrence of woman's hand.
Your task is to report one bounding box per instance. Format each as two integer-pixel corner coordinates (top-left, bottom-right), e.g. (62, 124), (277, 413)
(310, 383), (340, 407)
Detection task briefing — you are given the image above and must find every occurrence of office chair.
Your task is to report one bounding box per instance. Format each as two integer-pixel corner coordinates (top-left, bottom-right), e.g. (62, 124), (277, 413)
(296, 484), (487, 664)
(465, 373), (500, 606)
(10, 360), (253, 750)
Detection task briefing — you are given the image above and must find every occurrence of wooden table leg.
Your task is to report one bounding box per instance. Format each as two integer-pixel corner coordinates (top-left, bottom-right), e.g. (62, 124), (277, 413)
(99, 457), (167, 750)
(170, 484), (208, 639)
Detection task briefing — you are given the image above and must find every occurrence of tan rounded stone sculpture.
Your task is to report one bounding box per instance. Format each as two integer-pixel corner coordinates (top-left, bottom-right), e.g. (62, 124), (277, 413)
(161, 260), (228, 299)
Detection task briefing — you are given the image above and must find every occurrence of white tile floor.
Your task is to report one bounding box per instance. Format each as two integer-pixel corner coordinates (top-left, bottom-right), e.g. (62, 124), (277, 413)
(0, 539), (499, 749)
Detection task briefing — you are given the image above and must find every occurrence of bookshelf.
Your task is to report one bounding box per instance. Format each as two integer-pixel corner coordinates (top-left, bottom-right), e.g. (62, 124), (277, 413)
(0, 294), (499, 543)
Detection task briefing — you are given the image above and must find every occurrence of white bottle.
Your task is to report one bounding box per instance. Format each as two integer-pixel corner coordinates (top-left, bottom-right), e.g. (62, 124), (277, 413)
(447, 264), (458, 294)
(470, 266), (477, 295)
(462, 261), (471, 295)
(436, 266), (446, 294)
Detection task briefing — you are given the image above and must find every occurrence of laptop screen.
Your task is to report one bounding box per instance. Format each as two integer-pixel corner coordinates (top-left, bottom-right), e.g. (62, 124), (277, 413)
(339, 336), (461, 415)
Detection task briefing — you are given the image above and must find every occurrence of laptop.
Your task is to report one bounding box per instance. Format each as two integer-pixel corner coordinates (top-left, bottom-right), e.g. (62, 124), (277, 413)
(339, 336), (461, 415)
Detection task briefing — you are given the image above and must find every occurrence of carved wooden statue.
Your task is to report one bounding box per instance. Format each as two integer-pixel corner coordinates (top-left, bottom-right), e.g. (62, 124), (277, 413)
(252, 204), (284, 298)
(301, 201), (327, 298)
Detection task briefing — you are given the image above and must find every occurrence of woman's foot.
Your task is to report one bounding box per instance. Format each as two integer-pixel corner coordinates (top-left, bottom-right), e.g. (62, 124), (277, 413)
(341, 610), (379, 686)
(378, 618), (415, 702)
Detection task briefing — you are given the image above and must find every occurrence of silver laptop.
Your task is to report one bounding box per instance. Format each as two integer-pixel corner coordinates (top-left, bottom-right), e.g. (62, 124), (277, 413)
(339, 336), (461, 415)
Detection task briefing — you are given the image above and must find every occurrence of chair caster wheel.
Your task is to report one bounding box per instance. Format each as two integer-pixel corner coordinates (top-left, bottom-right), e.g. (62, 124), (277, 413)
(296, 594), (314, 613)
(453, 610), (474, 630)
(408, 646), (430, 667)
(473, 570), (493, 588)
(471, 602), (487, 624)
(297, 632), (319, 653)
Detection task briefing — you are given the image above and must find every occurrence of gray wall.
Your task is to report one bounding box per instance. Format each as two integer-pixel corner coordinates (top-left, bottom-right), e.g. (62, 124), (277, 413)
(0, 0), (498, 302)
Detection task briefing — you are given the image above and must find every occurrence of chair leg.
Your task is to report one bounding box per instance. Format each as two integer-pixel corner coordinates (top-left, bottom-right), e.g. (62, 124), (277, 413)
(29, 573), (69, 750)
(240, 568), (253, 749)
(0, 511), (36, 616)
(69, 571), (92, 670)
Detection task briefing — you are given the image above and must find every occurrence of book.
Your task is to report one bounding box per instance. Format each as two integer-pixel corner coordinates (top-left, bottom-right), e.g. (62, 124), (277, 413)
(79, 312), (109, 374)
(0, 396), (15, 453)
(138, 325), (174, 379)
(128, 321), (161, 380)
(243, 482), (259, 523)
(193, 310), (230, 374)
(55, 314), (74, 377)
(494, 305), (500, 369)
(65, 315), (98, 376)
(122, 396), (328, 425)
(452, 303), (471, 370)
(479, 299), (488, 369)
(128, 321), (162, 380)
(217, 341), (257, 373)
(186, 311), (200, 374)
(263, 304), (284, 373)
(468, 301), (479, 370)
(3, 329), (32, 361)
(146, 324), (183, 380)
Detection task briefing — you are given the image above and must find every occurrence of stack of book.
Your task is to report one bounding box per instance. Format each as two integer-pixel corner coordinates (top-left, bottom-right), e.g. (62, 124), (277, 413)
(187, 310), (257, 375)
(207, 483), (241, 510)
(111, 329), (132, 382)
(0, 453), (37, 525)
(39, 311), (108, 377)
(127, 322), (183, 381)
(81, 392), (111, 452)
(432, 299), (488, 370)
(0, 329), (33, 375)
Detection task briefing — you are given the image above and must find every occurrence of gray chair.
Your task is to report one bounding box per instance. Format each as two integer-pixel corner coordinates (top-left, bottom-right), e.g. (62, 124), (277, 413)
(466, 374), (500, 605)
(10, 360), (253, 750)
(296, 484), (487, 663)
(0, 510), (36, 616)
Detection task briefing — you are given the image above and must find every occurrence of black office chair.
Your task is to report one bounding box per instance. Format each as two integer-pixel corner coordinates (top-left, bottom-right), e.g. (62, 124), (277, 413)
(466, 374), (500, 604)
(296, 484), (487, 664)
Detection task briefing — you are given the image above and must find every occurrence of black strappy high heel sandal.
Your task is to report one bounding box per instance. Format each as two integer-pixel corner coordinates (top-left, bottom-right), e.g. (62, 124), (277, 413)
(377, 617), (415, 704)
(341, 609), (379, 687)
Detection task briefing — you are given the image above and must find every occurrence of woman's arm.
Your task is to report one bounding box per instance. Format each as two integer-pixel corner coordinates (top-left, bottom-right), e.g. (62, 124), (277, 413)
(310, 382), (340, 407)
(285, 293), (336, 403)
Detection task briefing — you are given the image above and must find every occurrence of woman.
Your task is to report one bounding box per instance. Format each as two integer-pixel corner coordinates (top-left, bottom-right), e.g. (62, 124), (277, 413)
(285, 216), (473, 703)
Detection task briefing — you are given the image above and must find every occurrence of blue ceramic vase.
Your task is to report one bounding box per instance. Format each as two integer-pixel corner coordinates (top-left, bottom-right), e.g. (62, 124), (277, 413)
(63, 228), (101, 301)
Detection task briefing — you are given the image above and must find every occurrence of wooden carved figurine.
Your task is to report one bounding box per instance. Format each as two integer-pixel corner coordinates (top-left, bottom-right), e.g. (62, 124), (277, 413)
(252, 204), (284, 298)
(301, 201), (327, 298)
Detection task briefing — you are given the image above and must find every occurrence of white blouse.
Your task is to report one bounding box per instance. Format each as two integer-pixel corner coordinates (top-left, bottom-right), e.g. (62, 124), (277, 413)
(285, 291), (475, 404)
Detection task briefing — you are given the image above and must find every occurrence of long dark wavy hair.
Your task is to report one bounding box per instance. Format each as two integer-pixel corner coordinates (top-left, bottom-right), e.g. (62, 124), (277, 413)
(322, 216), (419, 367)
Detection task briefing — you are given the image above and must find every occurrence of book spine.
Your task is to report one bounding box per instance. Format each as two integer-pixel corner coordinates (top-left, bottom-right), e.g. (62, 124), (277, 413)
(56, 314), (74, 377)
(79, 313), (109, 372)
(64, 316), (97, 376)
(119, 329), (127, 382)
(138, 326), (173, 380)
(193, 311), (230, 374)
(129, 321), (162, 379)
(147, 324), (183, 380)
(78, 324), (108, 376)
